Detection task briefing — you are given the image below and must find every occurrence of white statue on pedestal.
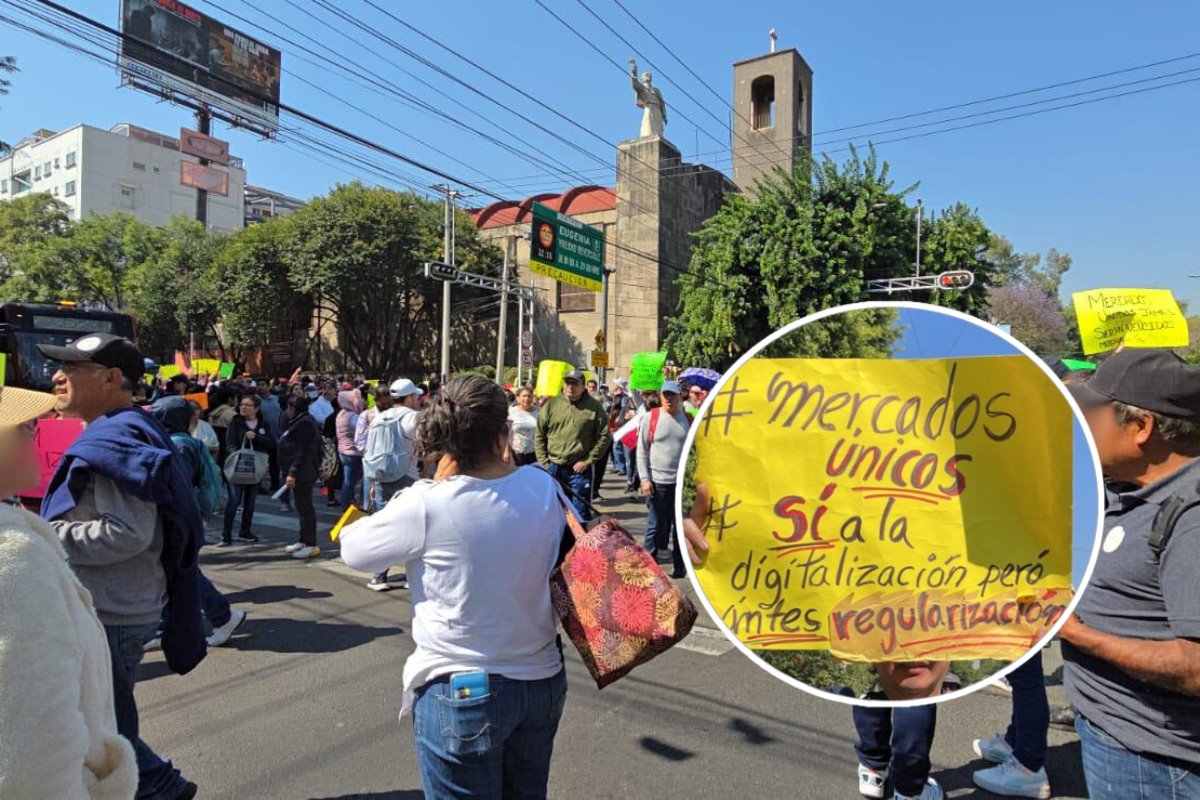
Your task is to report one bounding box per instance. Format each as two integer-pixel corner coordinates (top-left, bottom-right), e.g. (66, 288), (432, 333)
(629, 58), (666, 137)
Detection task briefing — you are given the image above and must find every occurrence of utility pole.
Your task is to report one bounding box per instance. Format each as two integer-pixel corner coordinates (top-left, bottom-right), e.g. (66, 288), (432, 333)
(914, 198), (923, 278)
(194, 106), (211, 227)
(515, 280), (525, 387)
(495, 236), (512, 384)
(599, 268), (613, 385)
(435, 184), (458, 384)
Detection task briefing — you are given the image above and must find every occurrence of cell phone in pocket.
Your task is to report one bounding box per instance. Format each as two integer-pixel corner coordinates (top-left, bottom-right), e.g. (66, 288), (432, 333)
(449, 669), (490, 700)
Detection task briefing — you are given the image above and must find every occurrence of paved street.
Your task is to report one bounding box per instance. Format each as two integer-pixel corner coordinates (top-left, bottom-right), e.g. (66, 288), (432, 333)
(137, 471), (1088, 799)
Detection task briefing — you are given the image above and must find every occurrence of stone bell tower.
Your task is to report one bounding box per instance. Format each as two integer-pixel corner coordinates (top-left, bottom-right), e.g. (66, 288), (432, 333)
(731, 30), (814, 196)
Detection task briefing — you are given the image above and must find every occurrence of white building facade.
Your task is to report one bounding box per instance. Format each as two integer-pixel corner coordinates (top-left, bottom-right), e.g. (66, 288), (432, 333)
(0, 123), (245, 232)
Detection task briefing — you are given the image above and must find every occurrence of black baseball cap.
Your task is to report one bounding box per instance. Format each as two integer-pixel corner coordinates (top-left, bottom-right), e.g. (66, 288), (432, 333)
(37, 331), (145, 383)
(1069, 349), (1200, 420)
(563, 369), (585, 383)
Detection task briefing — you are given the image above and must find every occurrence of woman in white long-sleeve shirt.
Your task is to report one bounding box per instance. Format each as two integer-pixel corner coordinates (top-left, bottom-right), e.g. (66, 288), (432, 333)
(0, 386), (137, 800)
(340, 374), (570, 799)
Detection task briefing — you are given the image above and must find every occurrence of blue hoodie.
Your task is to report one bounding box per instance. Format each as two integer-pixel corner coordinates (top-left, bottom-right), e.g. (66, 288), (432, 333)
(42, 406), (207, 675)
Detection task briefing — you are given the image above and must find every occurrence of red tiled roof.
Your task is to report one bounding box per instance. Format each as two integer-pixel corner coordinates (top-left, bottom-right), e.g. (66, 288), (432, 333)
(472, 185), (616, 229)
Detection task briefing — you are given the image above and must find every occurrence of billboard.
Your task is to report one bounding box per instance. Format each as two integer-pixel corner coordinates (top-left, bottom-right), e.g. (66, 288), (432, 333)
(528, 201), (604, 292)
(119, 0), (281, 126)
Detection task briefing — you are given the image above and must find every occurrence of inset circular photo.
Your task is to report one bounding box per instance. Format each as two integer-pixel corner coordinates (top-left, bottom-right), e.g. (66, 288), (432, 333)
(677, 301), (1103, 706)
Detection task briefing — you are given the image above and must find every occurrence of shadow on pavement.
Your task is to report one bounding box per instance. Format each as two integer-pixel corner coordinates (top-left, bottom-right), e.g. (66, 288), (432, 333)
(227, 616), (403, 654)
(933, 738), (1085, 798)
(309, 792), (424, 799)
(639, 736), (695, 761)
(222, 584), (334, 605)
(730, 716), (775, 745)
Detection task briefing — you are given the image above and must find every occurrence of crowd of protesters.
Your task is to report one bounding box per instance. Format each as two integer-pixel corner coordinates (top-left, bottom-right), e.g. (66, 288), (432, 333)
(2, 332), (1198, 799)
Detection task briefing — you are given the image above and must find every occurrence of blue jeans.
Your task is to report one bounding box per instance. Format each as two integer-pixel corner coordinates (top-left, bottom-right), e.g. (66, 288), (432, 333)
(222, 481), (259, 541)
(105, 623), (189, 798)
(413, 668), (567, 799)
(339, 454), (363, 509)
(369, 476), (414, 582)
(1077, 713), (1200, 799)
(854, 704), (937, 797)
(1004, 650), (1048, 771)
(198, 570), (231, 631)
(611, 441), (627, 474)
(646, 481), (684, 575)
(546, 462), (592, 521)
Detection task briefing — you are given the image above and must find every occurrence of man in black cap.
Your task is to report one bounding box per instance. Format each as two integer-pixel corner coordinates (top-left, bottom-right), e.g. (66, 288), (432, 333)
(37, 332), (203, 800)
(535, 368), (610, 519)
(1062, 348), (1200, 799)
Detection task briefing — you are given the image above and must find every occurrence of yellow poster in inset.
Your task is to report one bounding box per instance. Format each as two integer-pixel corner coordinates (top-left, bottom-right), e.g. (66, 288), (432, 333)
(1071, 288), (1188, 355)
(693, 356), (1073, 663)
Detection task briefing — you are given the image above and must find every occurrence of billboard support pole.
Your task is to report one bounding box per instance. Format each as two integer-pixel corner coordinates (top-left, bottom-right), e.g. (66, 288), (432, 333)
(194, 106), (210, 228)
(495, 236), (511, 386)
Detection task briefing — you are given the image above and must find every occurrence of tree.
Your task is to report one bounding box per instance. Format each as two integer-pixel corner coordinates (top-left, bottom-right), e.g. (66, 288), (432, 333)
(669, 147), (915, 369)
(0, 56), (16, 155)
(215, 217), (303, 357)
(985, 283), (1073, 356)
(920, 202), (994, 316)
(987, 234), (1072, 297)
(0, 194), (71, 293)
(287, 182), (499, 377)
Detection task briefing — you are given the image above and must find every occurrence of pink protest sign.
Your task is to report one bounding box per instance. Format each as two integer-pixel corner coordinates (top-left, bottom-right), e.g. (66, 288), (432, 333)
(27, 418), (86, 499)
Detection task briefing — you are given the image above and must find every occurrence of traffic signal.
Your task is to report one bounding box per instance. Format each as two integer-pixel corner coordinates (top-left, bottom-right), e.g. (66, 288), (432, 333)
(424, 261), (458, 281)
(937, 270), (975, 290)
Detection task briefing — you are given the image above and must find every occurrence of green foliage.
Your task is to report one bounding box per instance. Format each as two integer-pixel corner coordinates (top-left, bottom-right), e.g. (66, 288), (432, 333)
(920, 202), (993, 315)
(765, 308), (901, 359)
(216, 218), (298, 352)
(288, 182), (500, 377)
(0, 56), (15, 155)
(668, 147), (916, 370)
(0, 194), (71, 292)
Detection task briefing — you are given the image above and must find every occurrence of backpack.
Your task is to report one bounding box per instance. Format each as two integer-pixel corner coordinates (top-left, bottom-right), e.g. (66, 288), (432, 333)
(1149, 484), (1200, 561)
(363, 409), (410, 483)
(171, 432), (223, 516)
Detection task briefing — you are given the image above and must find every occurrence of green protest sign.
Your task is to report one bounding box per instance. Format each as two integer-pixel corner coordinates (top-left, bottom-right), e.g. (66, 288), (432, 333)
(629, 351), (667, 391)
(218, 362), (236, 379)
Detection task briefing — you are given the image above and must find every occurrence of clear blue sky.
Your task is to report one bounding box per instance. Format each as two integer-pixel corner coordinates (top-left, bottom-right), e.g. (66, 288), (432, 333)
(4, 1), (1199, 312)
(893, 306), (1100, 584)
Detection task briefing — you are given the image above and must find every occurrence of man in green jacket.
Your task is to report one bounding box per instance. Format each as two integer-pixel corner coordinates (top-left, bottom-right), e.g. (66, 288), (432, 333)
(536, 369), (611, 518)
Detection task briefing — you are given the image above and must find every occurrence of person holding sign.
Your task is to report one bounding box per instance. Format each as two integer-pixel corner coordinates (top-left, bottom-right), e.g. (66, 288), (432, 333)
(1061, 349), (1200, 800)
(534, 369), (610, 519)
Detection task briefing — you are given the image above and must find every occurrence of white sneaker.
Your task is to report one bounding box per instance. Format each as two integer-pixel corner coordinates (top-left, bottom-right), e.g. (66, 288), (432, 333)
(857, 763), (887, 799)
(895, 778), (943, 800)
(283, 542), (304, 553)
(974, 733), (1015, 764)
(292, 545), (320, 559)
(367, 575), (392, 592)
(973, 757), (1051, 799)
(206, 608), (247, 647)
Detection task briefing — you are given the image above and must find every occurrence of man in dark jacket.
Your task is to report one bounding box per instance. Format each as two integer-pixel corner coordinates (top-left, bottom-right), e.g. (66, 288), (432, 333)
(39, 332), (203, 800)
(280, 395), (323, 557)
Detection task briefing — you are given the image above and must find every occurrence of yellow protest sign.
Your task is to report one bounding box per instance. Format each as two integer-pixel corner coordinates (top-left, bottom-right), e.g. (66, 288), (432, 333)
(159, 365), (181, 380)
(0, 352), (6, 386)
(1071, 288), (1188, 355)
(192, 358), (220, 377)
(534, 360), (572, 397)
(693, 356), (1073, 663)
(365, 379), (379, 409)
(331, 504), (367, 542)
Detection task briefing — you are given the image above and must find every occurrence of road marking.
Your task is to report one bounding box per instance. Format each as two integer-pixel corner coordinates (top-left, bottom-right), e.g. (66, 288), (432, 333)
(676, 625), (735, 657)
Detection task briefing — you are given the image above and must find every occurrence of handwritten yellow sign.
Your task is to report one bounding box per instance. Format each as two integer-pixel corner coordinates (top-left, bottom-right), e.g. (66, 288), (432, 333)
(534, 360), (572, 397)
(693, 356), (1073, 663)
(1072, 288), (1188, 355)
(192, 358), (220, 377)
(158, 365), (181, 380)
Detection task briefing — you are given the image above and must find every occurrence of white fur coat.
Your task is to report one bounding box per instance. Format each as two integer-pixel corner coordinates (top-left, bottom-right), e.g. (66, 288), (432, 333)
(0, 504), (137, 799)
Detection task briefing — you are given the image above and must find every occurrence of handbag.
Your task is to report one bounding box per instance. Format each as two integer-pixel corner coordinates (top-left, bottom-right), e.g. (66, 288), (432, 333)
(224, 442), (269, 486)
(549, 489), (698, 688)
(319, 438), (339, 481)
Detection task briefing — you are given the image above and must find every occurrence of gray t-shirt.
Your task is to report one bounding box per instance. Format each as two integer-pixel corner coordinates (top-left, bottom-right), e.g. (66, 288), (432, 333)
(52, 472), (166, 627)
(635, 408), (690, 485)
(1064, 458), (1200, 763)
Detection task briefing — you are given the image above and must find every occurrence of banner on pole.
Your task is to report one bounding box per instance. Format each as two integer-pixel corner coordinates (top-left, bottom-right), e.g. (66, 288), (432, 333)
(693, 356), (1074, 662)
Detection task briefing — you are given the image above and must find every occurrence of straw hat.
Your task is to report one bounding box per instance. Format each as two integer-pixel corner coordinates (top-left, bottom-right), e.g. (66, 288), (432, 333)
(0, 386), (57, 427)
